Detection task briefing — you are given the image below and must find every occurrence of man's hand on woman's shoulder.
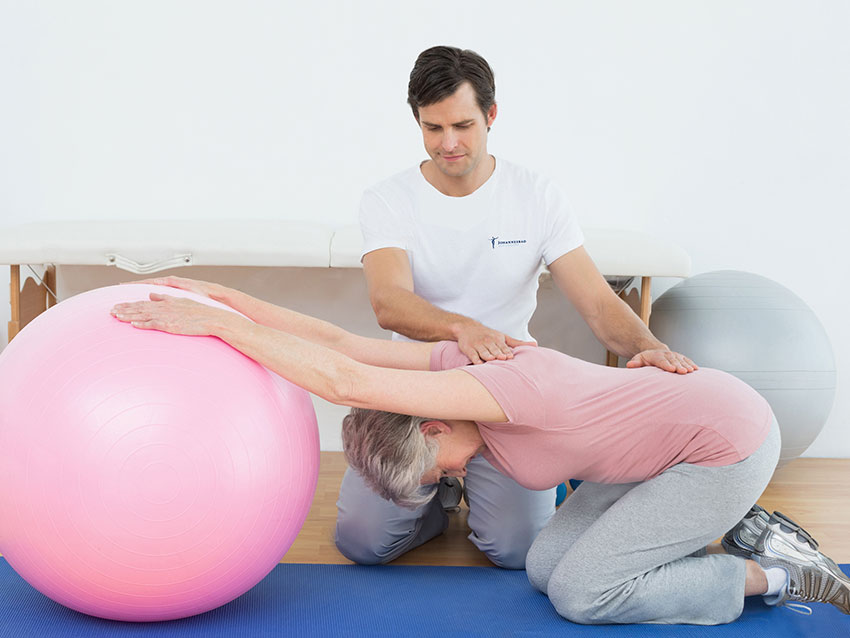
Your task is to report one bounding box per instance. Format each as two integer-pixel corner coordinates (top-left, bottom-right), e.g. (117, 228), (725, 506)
(452, 319), (537, 365)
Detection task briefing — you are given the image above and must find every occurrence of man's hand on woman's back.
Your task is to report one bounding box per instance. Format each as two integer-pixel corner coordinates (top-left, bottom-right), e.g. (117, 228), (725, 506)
(453, 319), (536, 365)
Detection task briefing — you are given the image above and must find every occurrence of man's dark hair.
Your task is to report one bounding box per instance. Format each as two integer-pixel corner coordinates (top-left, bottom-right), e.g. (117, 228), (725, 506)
(407, 46), (495, 121)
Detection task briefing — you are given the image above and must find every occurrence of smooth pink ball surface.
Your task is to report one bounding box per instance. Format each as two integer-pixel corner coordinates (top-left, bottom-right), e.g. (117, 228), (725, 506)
(0, 285), (319, 621)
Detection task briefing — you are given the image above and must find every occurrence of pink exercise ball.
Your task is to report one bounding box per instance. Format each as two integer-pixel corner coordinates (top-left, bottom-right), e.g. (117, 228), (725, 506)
(0, 284), (319, 621)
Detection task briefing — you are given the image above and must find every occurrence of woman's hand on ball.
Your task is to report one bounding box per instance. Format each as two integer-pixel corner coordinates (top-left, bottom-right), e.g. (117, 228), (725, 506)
(626, 349), (698, 374)
(111, 293), (240, 336)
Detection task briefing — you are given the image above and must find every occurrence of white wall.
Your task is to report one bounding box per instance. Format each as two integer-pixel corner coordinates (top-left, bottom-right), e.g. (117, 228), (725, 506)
(1, 1), (848, 455)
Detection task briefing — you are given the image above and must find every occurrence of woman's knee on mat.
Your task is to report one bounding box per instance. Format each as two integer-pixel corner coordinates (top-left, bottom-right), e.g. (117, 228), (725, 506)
(525, 535), (557, 592)
(547, 584), (608, 625)
(545, 553), (629, 624)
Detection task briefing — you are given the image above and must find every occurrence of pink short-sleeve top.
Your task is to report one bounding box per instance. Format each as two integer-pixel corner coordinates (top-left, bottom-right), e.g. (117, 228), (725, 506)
(430, 342), (773, 490)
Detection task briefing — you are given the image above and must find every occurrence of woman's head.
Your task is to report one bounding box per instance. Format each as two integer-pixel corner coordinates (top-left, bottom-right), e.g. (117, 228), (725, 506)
(341, 408), (438, 509)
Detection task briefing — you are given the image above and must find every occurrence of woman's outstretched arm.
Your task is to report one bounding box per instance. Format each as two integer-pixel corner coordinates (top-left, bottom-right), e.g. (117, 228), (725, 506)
(111, 292), (507, 423)
(123, 276), (433, 371)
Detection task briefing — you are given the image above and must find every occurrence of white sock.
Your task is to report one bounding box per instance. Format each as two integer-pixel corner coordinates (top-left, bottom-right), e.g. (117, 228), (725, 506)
(764, 567), (788, 597)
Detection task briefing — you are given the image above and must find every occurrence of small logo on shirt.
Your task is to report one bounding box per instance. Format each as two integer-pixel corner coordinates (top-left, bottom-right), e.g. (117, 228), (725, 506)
(490, 236), (527, 249)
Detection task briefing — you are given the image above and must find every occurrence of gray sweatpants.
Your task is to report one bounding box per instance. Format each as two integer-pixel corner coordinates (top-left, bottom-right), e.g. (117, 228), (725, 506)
(526, 418), (781, 625)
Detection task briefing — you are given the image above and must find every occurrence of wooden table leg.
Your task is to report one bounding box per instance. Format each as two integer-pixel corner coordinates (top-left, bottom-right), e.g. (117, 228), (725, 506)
(45, 265), (57, 308)
(8, 265), (21, 343)
(8, 264), (54, 343)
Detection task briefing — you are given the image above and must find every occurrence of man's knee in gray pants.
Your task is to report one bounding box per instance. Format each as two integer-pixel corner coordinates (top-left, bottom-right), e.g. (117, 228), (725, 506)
(470, 515), (546, 569)
(335, 467), (448, 565)
(464, 455), (556, 569)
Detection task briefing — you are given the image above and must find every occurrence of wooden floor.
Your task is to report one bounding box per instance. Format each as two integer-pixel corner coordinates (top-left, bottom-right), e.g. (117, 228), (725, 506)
(283, 453), (850, 565)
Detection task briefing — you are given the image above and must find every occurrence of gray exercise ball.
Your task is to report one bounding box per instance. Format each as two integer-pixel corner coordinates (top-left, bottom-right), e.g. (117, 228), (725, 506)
(649, 270), (835, 466)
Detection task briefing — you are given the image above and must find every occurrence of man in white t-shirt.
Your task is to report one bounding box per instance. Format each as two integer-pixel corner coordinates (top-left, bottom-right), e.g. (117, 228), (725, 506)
(334, 45), (696, 569)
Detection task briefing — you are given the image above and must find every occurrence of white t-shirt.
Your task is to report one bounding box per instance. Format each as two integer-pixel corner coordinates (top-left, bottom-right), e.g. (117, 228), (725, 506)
(358, 158), (584, 342)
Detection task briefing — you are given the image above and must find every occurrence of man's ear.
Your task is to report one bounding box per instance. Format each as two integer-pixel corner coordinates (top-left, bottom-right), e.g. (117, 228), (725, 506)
(486, 103), (498, 131)
(420, 420), (449, 438)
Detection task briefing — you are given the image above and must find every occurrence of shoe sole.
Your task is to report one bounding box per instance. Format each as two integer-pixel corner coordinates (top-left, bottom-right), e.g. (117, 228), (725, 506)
(759, 514), (850, 615)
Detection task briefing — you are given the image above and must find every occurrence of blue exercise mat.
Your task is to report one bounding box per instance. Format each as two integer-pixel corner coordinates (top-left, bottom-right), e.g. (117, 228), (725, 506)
(0, 558), (847, 637)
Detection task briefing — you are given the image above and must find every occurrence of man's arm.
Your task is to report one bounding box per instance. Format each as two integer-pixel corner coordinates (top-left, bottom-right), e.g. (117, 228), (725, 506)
(547, 247), (697, 374)
(363, 248), (532, 364)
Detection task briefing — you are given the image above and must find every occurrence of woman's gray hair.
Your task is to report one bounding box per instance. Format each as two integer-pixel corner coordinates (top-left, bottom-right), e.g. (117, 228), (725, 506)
(341, 408), (438, 509)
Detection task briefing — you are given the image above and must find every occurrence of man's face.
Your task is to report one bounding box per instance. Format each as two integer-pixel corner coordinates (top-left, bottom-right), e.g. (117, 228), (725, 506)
(417, 82), (497, 179)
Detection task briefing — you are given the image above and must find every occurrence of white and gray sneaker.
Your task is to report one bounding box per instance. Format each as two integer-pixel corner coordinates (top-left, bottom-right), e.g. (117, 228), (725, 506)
(754, 511), (850, 615)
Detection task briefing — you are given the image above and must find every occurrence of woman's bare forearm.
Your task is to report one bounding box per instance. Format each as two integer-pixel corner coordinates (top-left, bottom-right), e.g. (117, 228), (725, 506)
(210, 314), (505, 423)
(216, 288), (347, 348)
(211, 314), (359, 405)
(217, 288), (432, 371)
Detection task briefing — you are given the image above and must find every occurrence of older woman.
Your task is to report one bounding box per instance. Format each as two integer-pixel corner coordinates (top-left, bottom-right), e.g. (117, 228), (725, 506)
(111, 277), (848, 624)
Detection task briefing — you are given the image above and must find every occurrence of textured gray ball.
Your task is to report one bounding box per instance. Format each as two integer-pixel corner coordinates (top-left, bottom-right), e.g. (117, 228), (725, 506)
(650, 270), (835, 466)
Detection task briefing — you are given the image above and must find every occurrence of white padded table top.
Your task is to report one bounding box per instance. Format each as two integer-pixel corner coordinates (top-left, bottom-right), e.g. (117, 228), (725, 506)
(0, 221), (332, 273)
(0, 221), (690, 278)
(331, 225), (691, 278)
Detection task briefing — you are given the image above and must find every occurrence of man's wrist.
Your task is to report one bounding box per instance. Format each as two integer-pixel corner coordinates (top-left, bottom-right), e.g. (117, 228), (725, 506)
(448, 315), (479, 340)
(635, 340), (668, 356)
